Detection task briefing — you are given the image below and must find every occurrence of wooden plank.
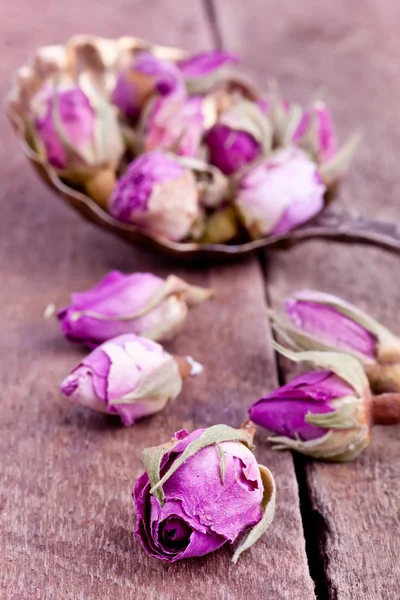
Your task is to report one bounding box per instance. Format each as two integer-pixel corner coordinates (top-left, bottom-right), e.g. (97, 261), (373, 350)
(215, 0), (400, 598)
(0, 2), (315, 599)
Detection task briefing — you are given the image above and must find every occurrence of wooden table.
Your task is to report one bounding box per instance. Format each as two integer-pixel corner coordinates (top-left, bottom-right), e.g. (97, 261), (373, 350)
(1, 1), (399, 598)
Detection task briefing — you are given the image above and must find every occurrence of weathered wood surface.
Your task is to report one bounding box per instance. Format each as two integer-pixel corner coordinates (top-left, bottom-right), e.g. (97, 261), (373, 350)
(0, 2), (315, 599)
(215, 0), (400, 598)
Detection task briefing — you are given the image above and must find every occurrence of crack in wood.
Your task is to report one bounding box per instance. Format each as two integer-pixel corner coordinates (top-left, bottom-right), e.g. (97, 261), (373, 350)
(201, 0), (224, 49)
(259, 250), (331, 599)
(293, 455), (333, 600)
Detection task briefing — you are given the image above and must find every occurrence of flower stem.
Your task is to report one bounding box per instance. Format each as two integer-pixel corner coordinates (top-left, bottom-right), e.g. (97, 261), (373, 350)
(371, 393), (400, 425)
(173, 356), (203, 380)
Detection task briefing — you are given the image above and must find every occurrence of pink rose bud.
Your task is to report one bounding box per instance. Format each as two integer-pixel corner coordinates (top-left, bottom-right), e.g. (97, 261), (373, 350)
(250, 344), (400, 461)
(112, 52), (183, 121)
(61, 334), (202, 426)
(269, 290), (400, 394)
(250, 344), (371, 461)
(177, 50), (238, 94)
(235, 147), (325, 238)
(58, 271), (213, 347)
(134, 423), (275, 563)
(204, 98), (271, 175)
(109, 151), (199, 241)
(292, 101), (337, 164)
(140, 91), (205, 157)
(290, 100), (360, 189)
(31, 83), (124, 209)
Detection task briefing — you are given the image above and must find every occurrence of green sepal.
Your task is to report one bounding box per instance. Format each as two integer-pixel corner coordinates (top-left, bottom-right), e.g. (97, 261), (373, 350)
(268, 426), (370, 462)
(108, 353), (182, 406)
(319, 132), (361, 188)
(148, 424), (254, 505)
(215, 442), (226, 485)
(220, 98), (273, 154)
(184, 66), (237, 96)
(306, 398), (360, 429)
(272, 341), (368, 396)
(267, 307), (375, 364)
(173, 155), (231, 209)
(232, 465), (276, 563)
(143, 438), (180, 496)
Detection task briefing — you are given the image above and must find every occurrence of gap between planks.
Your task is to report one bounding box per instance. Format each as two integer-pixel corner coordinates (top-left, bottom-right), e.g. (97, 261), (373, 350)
(258, 250), (331, 600)
(201, 0), (329, 591)
(201, 0), (224, 49)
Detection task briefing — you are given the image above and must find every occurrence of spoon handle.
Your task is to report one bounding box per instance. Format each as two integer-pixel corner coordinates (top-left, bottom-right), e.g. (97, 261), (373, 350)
(288, 208), (400, 254)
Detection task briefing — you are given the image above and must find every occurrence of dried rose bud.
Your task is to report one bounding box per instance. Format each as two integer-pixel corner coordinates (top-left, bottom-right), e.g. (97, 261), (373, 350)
(235, 147), (325, 238)
(269, 290), (400, 394)
(57, 271), (213, 347)
(250, 344), (400, 461)
(112, 52), (183, 121)
(140, 91), (205, 157)
(31, 83), (124, 209)
(61, 334), (202, 426)
(109, 151), (199, 241)
(177, 51), (238, 94)
(250, 344), (371, 461)
(289, 100), (360, 188)
(292, 101), (337, 164)
(204, 98), (271, 175)
(134, 423), (275, 563)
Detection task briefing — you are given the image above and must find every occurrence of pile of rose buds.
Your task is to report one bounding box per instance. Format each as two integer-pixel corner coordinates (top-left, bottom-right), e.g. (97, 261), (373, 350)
(55, 270), (400, 564)
(28, 49), (360, 244)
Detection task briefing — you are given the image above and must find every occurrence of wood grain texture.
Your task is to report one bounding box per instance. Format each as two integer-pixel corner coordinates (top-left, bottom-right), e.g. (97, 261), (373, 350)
(0, 2), (315, 599)
(215, 0), (400, 598)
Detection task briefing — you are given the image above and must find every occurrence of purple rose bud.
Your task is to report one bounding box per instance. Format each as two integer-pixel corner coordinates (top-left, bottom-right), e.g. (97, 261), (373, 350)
(269, 290), (400, 394)
(32, 85), (95, 170)
(112, 52), (183, 121)
(61, 334), (201, 426)
(204, 99), (271, 175)
(235, 147), (325, 238)
(250, 370), (355, 442)
(58, 271), (213, 347)
(205, 125), (261, 175)
(177, 51), (238, 94)
(292, 101), (337, 164)
(285, 291), (376, 359)
(31, 83), (124, 208)
(141, 92), (205, 157)
(250, 344), (373, 461)
(109, 151), (199, 241)
(134, 423), (276, 562)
